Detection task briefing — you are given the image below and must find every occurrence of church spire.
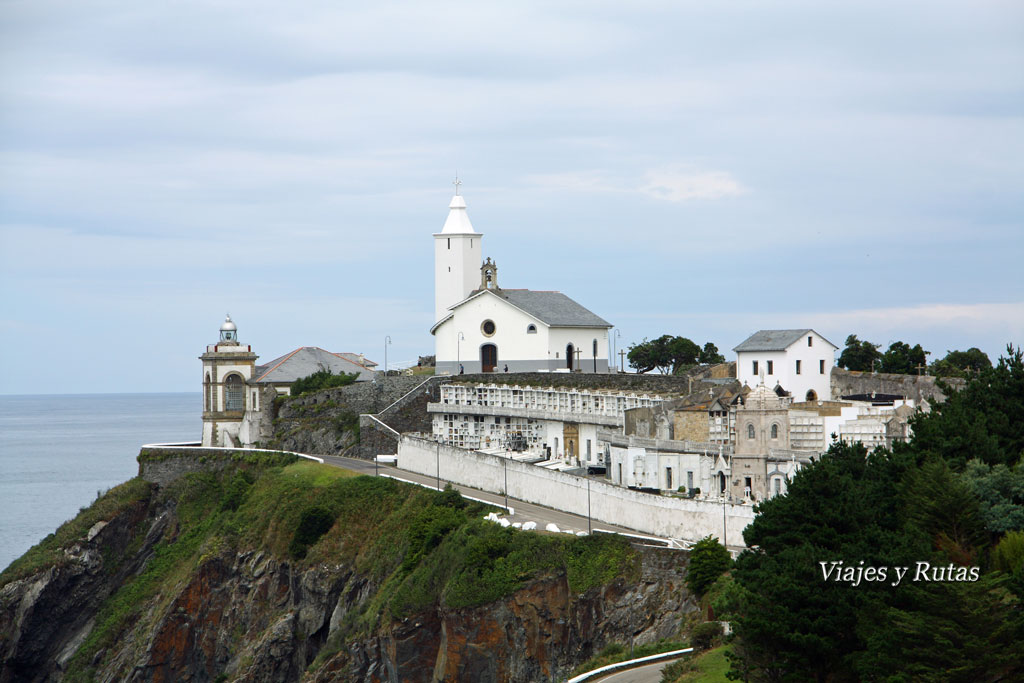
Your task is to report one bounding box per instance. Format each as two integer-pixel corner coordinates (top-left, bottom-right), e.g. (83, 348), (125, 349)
(440, 191), (476, 234)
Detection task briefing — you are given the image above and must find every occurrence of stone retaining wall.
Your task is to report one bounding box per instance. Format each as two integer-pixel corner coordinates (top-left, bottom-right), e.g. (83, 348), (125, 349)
(137, 447), (298, 487)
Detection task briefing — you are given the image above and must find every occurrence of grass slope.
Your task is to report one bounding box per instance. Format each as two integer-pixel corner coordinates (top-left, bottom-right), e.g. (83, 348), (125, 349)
(3, 459), (639, 680)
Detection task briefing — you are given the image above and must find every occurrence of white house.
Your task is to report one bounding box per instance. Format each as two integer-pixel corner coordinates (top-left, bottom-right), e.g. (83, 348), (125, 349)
(733, 329), (838, 402)
(432, 192), (612, 374)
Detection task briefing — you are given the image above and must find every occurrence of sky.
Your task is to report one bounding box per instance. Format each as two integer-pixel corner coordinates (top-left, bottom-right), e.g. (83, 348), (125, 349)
(1, 0), (1022, 394)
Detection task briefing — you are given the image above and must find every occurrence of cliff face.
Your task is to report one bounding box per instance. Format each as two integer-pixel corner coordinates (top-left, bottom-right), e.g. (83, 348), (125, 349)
(1, 461), (695, 683)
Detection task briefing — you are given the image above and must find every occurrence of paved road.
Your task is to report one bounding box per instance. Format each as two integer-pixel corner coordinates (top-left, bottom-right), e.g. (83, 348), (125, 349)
(320, 454), (652, 539)
(589, 657), (683, 683)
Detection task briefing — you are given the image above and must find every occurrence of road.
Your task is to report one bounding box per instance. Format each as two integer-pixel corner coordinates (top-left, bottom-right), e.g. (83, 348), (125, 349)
(588, 658), (683, 683)
(320, 454), (651, 539)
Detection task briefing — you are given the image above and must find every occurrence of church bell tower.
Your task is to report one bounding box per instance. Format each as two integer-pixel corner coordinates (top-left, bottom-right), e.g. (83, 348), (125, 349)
(433, 181), (482, 324)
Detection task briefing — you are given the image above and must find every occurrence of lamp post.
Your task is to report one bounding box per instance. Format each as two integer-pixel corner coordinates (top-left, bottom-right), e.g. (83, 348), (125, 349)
(457, 332), (465, 374)
(384, 335), (391, 375)
(436, 440), (441, 490)
(503, 454), (509, 512)
(587, 476), (592, 533)
(613, 329), (621, 372)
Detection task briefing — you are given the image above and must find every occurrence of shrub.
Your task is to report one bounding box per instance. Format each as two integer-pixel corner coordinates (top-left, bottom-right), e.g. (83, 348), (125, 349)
(691, 621), (723, 651)
(290, 369), (359, 396)
(289, 506), (336, 559)
(686, 535), (731, 596)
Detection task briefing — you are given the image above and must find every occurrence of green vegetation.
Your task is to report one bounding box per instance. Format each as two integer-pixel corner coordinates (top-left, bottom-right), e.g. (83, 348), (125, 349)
(930, 347), (993, 378)
(289, 368), (359, 396)
(627, 336), (725, 375)
(727, 346), (1024, 681)
(31, 458), (636, 680)
(685, 536), (731, 596)
(838, 334), (932, 374)
(661, 645), (732, 682)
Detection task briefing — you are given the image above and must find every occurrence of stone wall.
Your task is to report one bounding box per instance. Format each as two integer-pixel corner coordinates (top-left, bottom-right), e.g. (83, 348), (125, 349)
(268, 376), (441, 457)
(397, 435), (755, 546)
(137, 447), (298, 487)
(355, 377), (443, 460)
(830, 367), (964, 403)
(673, 411), (710, 442)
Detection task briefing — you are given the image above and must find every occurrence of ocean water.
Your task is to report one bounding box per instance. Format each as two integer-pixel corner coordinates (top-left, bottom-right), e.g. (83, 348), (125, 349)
(0, 393), (201, 572)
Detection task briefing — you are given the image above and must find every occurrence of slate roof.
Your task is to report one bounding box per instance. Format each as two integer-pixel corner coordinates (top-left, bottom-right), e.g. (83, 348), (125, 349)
(252, 347), (375, 384)
(733, 329), (837, 352)
(336, 352), (378, 368)
(488, 289), (612, 328)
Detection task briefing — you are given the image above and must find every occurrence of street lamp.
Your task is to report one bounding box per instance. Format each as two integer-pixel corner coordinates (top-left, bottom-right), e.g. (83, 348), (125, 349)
(610, 331), (618, 374)
(457, 332), (465, 374)
(384, 335), (391, 375)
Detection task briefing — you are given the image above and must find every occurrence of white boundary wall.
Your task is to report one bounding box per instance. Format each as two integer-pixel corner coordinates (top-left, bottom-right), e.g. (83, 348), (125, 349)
(397, 436), (754, 546)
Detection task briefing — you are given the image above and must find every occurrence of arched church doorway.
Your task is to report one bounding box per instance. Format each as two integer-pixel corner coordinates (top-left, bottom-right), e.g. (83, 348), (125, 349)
(481, 344), (497, 373)
(806, 389), (818, 401)
(566, 343), (575, 371)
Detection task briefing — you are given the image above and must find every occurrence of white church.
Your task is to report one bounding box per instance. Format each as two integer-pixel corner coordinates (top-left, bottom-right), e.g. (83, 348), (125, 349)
(431, 190), (613, 375)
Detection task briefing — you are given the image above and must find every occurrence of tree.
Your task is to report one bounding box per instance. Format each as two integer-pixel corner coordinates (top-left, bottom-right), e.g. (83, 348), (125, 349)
(908, 345), (1024, 469)
(699, 342), (726, 365)
(837, 334), (881, 372)
(628, 335), (720, 374)
(729, 442), (918, 680)
(686, 535), (732, 596)
(880, 341), (930, 375)
(930, 348), (992, 378)
(628, 337), (669, 374)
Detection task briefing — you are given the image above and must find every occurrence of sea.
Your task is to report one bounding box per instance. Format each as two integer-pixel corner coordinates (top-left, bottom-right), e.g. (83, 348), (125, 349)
(0, 393), (201, 572)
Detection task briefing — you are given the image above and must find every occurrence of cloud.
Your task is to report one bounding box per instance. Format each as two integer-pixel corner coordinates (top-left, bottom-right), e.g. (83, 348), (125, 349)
(639, 168), (746, 202)
(524, 166), (746, 203)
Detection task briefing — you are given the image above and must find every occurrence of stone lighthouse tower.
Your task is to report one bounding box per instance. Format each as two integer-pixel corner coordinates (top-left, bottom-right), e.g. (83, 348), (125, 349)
(200, 314), (258, 447)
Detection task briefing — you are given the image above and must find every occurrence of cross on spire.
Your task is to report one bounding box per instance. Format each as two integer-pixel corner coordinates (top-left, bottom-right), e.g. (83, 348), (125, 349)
(453, 174), (462, 195)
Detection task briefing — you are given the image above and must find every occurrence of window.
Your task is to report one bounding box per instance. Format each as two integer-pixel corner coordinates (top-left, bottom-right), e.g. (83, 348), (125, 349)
(666, 467), (673, 490)
(767, 360), (774, 375)
(527, 324), (537, 334)
(586, 439), (591, 460)
(447, 238), (450, 249)
(752, 360), (759, 375)
(224, 374), (244, 411)
(747, 423), (755, 439)
(771, 423), (779, 439)
(744, 477), (752, 497)
(773, 477), (781, 496)
(687, 471), (694, 490)
(481, 320), (496, 336)
(820, 359), (826, 374)
(808, 336), (813, 347)
(795, 360), (801, 375)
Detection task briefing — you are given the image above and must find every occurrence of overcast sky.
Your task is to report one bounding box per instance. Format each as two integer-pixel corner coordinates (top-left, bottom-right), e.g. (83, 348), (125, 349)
(1, 0), (1022, 394)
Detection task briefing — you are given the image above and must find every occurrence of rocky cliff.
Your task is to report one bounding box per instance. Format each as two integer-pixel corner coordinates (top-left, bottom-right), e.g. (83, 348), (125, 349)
(1, 457), (695, 683)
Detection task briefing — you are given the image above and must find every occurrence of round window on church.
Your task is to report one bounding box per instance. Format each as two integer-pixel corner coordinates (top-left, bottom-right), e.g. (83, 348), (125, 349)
(481, 320), (496, 337)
